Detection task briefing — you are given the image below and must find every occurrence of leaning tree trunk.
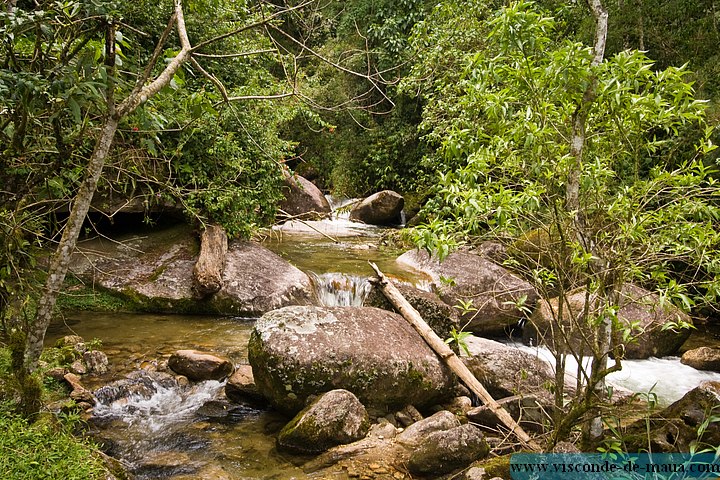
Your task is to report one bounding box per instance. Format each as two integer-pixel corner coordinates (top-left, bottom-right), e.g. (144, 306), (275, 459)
(369, 262), (542, 452)
(25, 117), (119, 371)
(23, 0), (192, 373)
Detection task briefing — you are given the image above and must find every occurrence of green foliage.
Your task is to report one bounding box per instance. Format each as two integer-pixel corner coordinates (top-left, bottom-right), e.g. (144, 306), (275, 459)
(405, 0), (719, 311)
(444, 326), (472, 356)
(0, 404), (107, 479)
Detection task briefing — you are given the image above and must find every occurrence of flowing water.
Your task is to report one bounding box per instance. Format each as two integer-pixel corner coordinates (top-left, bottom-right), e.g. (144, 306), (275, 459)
(46, 203), (720, 478)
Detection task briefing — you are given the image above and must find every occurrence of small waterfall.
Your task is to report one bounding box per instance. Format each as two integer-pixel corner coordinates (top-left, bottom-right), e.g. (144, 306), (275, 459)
(309, 272), (372, 307)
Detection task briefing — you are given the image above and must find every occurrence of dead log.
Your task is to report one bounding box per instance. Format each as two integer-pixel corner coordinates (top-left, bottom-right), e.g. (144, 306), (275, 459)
(193, 225), (228, 298)
(369, 262), (542, 452)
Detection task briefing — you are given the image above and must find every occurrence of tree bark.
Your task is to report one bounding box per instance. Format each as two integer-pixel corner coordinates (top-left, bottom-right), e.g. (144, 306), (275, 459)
(24, 0), (192, 373)
(192, 225), (228, 298)
(369, 262), (542, 452)
(25, 117), (119, 371)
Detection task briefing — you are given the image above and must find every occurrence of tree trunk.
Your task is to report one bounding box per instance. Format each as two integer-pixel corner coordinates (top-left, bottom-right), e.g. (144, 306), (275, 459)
(192, 224), (228, 298)
(23, 0), (192, 374)
(25, 116), (120, 371)
(369, 262), (542, 452)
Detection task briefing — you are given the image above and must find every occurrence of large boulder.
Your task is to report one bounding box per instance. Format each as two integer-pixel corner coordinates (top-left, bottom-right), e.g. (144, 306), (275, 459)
(623, 381), (720, 452)
(69, 225), (315, 316)
(167, 350), (233, 382)
(277, 389), (370, 454)
(248, 306), (457, 415)
(681, 347), (720, 372)
(397, 249), (539, 336)
(462, 337), (555, 408)
(349, 190), (404, 226)
(524, 284), (692, 359)
(278, 170), (331, 220)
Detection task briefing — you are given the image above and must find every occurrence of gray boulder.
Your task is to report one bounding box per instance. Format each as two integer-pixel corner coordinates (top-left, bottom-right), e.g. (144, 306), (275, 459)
(349, 190), (404, 225)
(364, 281), (460, 341)
(623, 381), (720, 452)
(167, 350), (233, 382)
(681, 347), (720, 372)
(277, 389), (370, 454)
(408, 423), (490, 476)
(462, 337), (555, 403)
(69, 225), (315, 316)
(248, 306), (457, 415)
(397, 249), (538, 336)
(396, 410), (460, 447)
(279, 169), (331, 220)
(524, 284), (691, 359)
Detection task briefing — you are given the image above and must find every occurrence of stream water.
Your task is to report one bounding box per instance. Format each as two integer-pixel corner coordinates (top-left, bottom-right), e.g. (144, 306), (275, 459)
(46, 205), (720, 479)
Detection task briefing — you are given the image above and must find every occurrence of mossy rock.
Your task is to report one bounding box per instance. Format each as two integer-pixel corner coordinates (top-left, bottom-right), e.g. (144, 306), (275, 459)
(249, 306), (457, 415)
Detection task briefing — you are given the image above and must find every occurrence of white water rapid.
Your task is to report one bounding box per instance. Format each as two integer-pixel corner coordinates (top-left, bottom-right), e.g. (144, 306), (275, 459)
(514, 343), (720, 405)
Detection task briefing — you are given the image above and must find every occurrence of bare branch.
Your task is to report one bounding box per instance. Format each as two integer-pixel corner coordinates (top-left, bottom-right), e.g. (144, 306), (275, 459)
(194, 49), (275, 58)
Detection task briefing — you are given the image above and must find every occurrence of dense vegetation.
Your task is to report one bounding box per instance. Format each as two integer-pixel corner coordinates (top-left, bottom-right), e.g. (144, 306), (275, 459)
(0, 0), (719, 470)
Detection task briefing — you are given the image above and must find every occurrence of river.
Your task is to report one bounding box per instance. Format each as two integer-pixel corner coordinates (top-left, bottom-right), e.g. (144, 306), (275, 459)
(46, 210), (720, 479)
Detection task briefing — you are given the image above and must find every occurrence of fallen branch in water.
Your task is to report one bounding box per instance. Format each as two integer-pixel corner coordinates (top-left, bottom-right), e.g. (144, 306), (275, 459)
(369, 261), (542, 452)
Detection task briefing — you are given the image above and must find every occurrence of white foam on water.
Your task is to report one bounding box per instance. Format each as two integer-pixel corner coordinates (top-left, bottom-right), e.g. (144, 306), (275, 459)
(513, 343), (720, 404)
(310, 272), (372, 307)
(94, 380), (224, 433)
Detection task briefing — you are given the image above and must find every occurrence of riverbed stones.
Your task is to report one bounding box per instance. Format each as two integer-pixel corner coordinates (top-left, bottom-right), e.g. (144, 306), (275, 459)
(407, 423), (490, 476)
(277, 389), (370, 454)
(68, 224), (315, 316)
(524, 283), (692, 359)
(168, 350), (233, 382)
(278, 169), (331, 220)
(349, 190), (404, 225)
(248, 306), (457, 414)
(681, 347), (720, 371)
(397, 249), (538, 336)
(224, 365), (265, 405)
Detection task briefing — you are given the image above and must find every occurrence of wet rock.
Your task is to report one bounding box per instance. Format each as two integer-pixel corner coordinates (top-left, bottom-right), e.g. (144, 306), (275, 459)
(168, 350), (233, 382)
(249, 306), (456, 415)
(278, 389), (370, 454)
(364, 280), (460, 340)
(136, 451), (199, 478)
(623, 381), (720, 452)
(408, 423), (490, 476)
(69, 224), (315, 316)
(349, 190), (404, 226)
(225, 365), (265, 405)
(64, 373), (95, 405)
(279, 169), (331, 220)
(681, 347), (720, 372)
(69, 360), (88, 375)
(397, 249), (538, 336)
(524, 284), (692, 359)
(94, 370), (180, 405)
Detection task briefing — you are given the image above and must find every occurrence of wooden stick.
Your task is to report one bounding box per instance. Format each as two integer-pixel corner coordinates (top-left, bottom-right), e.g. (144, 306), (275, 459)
(369, 262), (542, 452)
